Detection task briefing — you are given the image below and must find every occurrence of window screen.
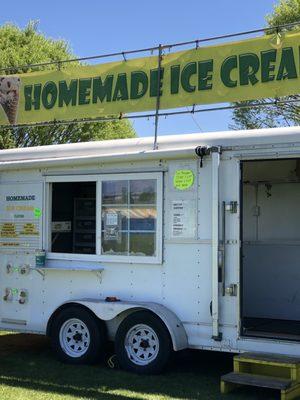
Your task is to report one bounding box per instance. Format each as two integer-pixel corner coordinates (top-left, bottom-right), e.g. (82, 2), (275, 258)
(101, 179), (157, 257)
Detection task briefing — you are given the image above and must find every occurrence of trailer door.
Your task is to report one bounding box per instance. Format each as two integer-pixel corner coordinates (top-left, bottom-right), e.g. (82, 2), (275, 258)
(211, 151), (241, 345)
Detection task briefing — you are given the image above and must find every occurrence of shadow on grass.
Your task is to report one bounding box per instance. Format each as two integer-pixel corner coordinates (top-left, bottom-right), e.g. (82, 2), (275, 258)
(0, 333), (278, 400)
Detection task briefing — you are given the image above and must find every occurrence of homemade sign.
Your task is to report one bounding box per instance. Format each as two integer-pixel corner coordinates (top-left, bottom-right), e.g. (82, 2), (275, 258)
(0, 183), (43, 249)
(1, 30), (300, 125)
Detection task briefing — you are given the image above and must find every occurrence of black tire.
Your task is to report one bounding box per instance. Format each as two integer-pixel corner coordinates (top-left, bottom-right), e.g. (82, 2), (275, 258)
(50, 306), (106, 365)
(115, 310), (172, 374)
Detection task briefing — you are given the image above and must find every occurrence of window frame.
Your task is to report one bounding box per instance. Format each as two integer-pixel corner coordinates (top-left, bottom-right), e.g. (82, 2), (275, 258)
(45, 172), (163, 264)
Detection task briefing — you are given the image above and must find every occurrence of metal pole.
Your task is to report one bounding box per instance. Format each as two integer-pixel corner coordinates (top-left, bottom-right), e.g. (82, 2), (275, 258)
(153, 44), (162, 150)
(211, 148), (222, 341)
(222, 201), (226, 296)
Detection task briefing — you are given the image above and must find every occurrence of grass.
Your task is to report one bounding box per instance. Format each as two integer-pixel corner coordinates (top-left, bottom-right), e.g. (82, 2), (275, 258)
(0, 331), (278, 400)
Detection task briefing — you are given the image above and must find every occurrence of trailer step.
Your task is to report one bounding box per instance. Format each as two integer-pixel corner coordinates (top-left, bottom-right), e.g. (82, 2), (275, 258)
(221, 353), (300, 400)
(244, 329), (300, 342)
(236, 353), (300, 367)
(221, 372), (292, 390)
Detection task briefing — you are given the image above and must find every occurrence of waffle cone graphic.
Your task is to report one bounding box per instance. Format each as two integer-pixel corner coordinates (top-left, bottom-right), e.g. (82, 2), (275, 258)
(0, 76), (21, 125)
(2, 91), (19, 125)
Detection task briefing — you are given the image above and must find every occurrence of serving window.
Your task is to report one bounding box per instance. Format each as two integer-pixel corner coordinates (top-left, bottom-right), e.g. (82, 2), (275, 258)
(51, 181), (96, 255)
(101, 178), (157, 257)
(46, 173), (162, 263)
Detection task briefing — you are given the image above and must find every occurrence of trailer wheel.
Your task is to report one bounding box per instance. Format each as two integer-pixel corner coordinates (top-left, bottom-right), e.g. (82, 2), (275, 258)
(50, 306), (106, 364)
(115, 310), (172, 374)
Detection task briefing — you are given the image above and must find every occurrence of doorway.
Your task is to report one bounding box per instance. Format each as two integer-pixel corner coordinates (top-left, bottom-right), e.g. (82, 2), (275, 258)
(241, 158), (300, 340)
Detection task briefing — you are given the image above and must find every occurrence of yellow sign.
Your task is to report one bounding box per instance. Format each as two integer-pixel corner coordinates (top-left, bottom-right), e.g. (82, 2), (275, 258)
(1, 31), (300, 125)
(20, 223), (39, 236)
(0, 223), (17, 237)
(173, 170), (194, 190)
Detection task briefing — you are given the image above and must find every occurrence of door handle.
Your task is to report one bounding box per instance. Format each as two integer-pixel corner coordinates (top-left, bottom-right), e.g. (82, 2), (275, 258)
(221, 201), (238, 296)
(220, 201), (226, 296)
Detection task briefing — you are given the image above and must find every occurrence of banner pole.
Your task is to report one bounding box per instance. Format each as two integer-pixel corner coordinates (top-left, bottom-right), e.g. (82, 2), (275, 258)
(153, 44), (162, 150)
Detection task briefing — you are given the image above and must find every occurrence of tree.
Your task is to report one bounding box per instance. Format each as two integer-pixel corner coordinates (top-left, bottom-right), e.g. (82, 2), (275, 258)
(0, 22), (136, 149)
(230, 0), (300, 130)
(267, 0), (300, 26)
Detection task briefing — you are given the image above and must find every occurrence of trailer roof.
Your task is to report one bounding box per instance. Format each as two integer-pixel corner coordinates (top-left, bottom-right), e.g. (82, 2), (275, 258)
(0, 126), (300, 169)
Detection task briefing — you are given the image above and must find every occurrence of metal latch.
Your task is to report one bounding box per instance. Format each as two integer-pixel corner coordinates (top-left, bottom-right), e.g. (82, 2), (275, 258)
(252, 205), (260, 216)
(225, 284), (237, 296)
(225, 201), (238, 214)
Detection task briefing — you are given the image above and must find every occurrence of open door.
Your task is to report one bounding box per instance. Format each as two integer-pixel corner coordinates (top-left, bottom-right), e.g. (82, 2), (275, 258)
(241, 159), (300, 340)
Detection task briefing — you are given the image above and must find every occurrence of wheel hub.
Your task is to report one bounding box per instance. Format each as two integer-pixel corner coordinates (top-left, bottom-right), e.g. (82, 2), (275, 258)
(140, 339), (150, 349)
(124, 323), (159, 366)
(73, 332), (83, 342)
(59, 318), (90, 358)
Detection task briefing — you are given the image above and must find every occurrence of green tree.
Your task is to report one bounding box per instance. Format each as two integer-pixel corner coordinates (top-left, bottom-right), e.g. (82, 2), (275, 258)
(0, 22), (136, 149)
(230, 0), (300, 130)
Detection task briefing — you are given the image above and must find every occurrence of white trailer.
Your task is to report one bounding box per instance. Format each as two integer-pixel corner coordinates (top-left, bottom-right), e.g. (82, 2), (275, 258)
(0, 126), (300, 374)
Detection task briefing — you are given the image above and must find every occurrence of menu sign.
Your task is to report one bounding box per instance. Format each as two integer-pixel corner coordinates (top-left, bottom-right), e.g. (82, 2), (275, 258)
(0, 183), (43, 250)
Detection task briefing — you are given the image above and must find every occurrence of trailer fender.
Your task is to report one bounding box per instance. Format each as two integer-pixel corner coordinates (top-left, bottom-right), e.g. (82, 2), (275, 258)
(51, 300), (188, 351)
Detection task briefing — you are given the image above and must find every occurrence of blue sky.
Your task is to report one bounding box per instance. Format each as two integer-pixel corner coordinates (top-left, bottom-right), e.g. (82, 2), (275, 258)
(0, 0), (277, 137)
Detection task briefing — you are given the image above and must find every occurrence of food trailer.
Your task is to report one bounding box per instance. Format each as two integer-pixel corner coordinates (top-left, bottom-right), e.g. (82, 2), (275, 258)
(1, 126), (300, 375)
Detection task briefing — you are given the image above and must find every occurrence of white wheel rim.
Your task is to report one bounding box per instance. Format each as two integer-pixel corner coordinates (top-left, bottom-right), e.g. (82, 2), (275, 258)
(59, 318), (90, 358)
(124, 323), (159, 366)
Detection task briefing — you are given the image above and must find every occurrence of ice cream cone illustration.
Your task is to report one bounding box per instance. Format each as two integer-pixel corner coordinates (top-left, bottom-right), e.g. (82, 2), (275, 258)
(0, 76), (21, 125)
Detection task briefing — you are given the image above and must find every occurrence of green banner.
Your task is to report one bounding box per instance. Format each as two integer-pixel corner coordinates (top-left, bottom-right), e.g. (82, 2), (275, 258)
(0, 30), (300, 126)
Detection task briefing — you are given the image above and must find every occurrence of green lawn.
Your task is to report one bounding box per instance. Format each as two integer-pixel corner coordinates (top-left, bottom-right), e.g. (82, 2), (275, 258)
(0, 331), (277, 400)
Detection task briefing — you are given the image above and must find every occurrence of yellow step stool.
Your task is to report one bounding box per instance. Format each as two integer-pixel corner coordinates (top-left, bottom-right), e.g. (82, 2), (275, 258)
(221, 353), (300, 400)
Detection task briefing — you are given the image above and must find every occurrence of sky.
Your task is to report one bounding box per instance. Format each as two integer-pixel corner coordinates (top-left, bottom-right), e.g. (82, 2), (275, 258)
(0, 0), (277, 138)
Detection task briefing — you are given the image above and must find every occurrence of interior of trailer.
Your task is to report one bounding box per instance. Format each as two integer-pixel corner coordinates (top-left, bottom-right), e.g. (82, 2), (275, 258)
(51, 182), (96, 254)
(242, 158), (300, 341)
